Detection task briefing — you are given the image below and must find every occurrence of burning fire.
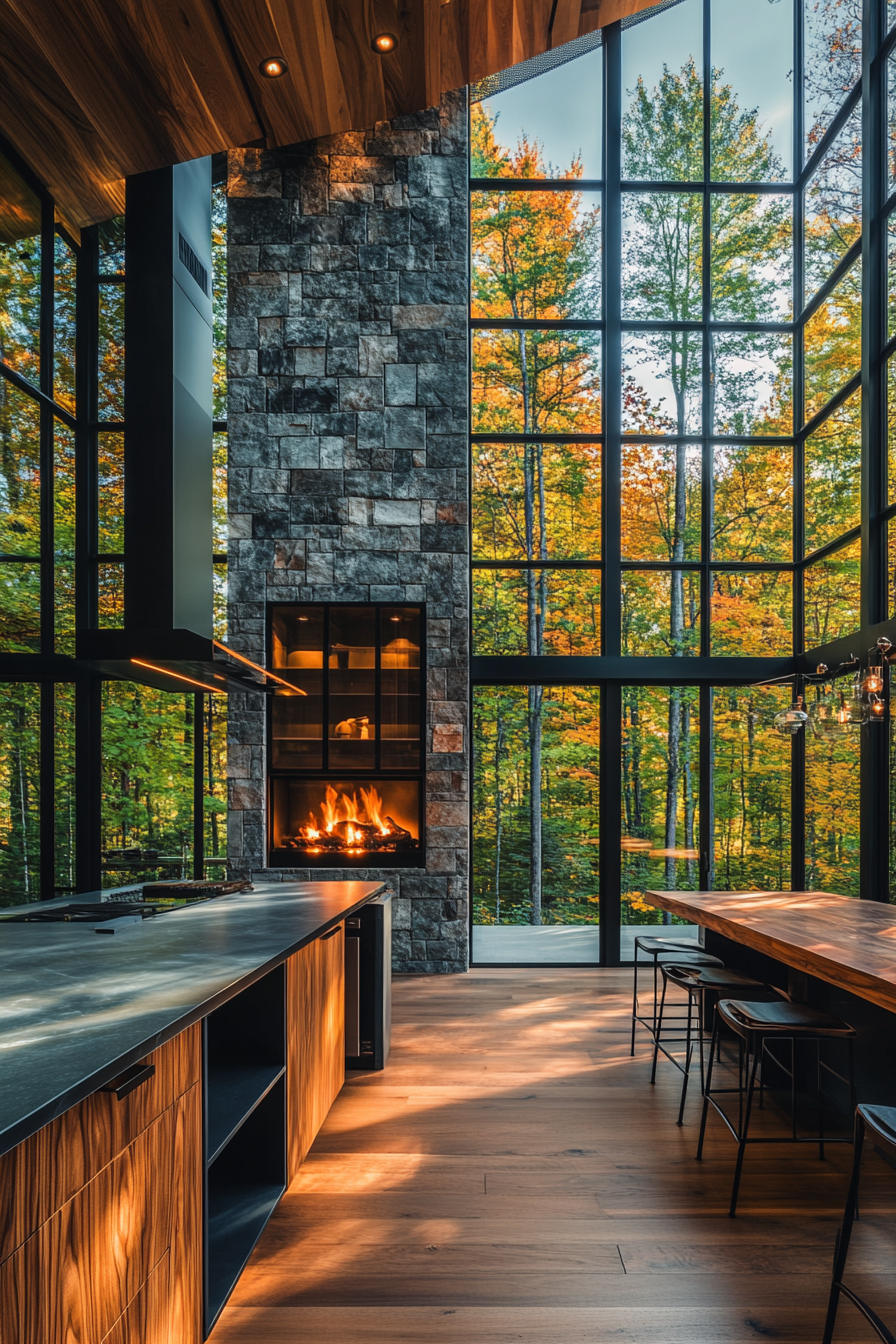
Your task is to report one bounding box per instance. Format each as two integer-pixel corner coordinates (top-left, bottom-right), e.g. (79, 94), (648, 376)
(299, 785), (395, 849)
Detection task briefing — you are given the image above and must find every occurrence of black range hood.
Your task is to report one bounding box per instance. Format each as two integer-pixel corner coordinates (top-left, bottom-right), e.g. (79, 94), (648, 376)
(77, 629), (290, 697)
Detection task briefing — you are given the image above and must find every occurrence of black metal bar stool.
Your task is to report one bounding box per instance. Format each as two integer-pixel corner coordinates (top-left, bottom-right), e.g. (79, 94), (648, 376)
(651, 963), (782, 1125)
(630, 935), (722, 1057)
(696, 997), (856, 1217)
(823, 1104), (896, 1344)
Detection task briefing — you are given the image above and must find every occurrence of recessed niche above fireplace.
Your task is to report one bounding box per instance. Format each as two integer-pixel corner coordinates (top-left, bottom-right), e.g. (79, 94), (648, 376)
(267, 604), (425, 868)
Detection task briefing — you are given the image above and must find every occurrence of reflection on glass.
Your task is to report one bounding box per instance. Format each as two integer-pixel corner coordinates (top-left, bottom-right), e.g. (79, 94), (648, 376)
(622, 0), (703, 181)
(55, 422), (75, 655)
(621, 442), (700, 561)
(622, 193), (701, 321)
(713, 686), (791, 891)
(54, 234), (76, 414)
(621, 569), (700, 656)
(889, 356), (896, 506)
(804, 0), (861, 158)
(97, 217), (125, 276)
(329, 606), (376, 769)
(98, 432), (124, 553)
(213, 432), (228, 553)
(711, 195), (792, 321)
(711, 0), (793, 180)
(0, 562), (40, 651)
(101, 681), (195, 887)
(890, 49), (896, 184)
(55, 682), (76, 893)
(804, 105), (861, 299)
(804, 537), (861, 647)
(473, 569), (600, 655)
(805, 388), (860, 552)
(804, 258), (861, 421)
(97, 284), (125, 421)
(472, 51), (602, 181)
(473, 684), (600, 926)
(472, 441), (601, 562)
(711, 330), (792, 435)
(806, 708), (860, 896)
(213, 562), (227, 642)
(472, 329), (601, 434)
(888, 212), (896, 341)
(472, 189), (601, 321)
(711, 571), (793, 654)
(713, 444), (792, 562)
(0, 682), (40, 904)
(381, 607), (421, 770)
(622, 331), (701, 435)
(271, 608), (323, 766)
(98, 562), (124, 629)
(204, 693), (227, 869)
(621, 685), (700, 927)
(0, 152), (41, 384)
(212, 185), (227, 423)
(0, 383), (40, 557)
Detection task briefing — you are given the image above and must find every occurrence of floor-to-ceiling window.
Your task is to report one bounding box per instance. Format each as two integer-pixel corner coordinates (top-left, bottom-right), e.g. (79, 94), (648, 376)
(471, 0), (893, 962)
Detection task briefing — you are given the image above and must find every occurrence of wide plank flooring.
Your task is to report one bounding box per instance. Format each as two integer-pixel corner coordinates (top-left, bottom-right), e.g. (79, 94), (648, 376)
(210, 968), (896, 1342)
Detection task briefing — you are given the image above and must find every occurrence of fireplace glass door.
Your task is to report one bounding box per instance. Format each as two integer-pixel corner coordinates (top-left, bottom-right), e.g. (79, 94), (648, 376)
(268, 604), (424, 867)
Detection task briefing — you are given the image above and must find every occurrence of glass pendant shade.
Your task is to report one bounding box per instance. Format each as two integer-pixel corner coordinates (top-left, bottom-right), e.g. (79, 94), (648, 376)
(808, 688), (849, 738)
(774, 698), (808, 736)
(867, 693), (887, 723)
(862, 667), (884, 695)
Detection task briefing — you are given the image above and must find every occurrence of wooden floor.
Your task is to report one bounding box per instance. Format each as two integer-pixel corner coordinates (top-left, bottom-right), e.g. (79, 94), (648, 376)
(210, 968), (896, 1343)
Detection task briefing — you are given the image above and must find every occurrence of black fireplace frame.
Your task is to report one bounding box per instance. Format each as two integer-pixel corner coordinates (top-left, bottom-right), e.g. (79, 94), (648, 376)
(265, 602), (426, 869)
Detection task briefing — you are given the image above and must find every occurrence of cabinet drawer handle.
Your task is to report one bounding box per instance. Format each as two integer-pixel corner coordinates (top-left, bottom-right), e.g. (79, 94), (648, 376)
(100, 1062), (156, 1100)
(320, 926), (340, 941)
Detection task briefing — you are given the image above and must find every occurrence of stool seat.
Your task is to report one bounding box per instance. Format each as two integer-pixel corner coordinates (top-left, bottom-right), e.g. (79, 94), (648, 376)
(630, 937), (722, 1059)
(636, 936), (712, 956)
(664, 964), (768, 992)
(861, 1103), (896, 1153)
(720, 999), (856, 1038)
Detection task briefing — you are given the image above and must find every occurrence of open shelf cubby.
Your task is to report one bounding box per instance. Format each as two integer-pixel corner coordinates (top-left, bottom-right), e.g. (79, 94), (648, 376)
(204, 965), (287, 1333)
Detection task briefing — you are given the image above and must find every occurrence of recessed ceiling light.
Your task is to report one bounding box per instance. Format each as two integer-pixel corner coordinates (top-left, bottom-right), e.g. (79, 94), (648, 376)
(259, 56), (287, 78)
(371, 32), (397, 54)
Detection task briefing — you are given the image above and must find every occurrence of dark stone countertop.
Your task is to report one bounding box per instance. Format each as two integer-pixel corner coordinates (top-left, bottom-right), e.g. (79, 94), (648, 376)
(0, 879), (386, 1156)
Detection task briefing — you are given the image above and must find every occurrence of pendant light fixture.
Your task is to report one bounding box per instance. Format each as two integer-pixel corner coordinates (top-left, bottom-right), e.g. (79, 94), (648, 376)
(774, 696), (809, 736)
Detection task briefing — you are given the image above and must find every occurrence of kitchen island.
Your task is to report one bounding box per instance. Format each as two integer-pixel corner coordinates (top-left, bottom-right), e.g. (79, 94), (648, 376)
(0, 878), (388, 1342)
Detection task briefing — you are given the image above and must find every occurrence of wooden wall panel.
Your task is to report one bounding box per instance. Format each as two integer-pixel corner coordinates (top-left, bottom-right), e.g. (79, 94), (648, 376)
(286, 926), (345, 1182)
(0, 1023), (199, 1266)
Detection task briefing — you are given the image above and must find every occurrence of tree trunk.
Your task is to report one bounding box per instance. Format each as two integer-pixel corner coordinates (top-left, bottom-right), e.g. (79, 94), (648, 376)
(494, 711), (505, 923)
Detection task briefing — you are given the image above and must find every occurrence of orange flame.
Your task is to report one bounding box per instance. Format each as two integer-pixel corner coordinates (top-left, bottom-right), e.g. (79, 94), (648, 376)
(299, 784), (393, 841)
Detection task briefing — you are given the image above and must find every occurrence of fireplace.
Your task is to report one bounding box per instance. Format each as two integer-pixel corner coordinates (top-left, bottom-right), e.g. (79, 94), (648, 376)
(267, 603), (425, 868)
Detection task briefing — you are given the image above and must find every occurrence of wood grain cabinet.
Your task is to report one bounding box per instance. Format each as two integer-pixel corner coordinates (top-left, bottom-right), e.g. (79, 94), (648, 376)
(0, 1027), (201, 1344)
(287, 923), (345, 1180)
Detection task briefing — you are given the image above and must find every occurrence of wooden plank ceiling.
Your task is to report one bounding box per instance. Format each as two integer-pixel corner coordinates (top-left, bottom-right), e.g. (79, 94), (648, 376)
(0, 0), (655, 230)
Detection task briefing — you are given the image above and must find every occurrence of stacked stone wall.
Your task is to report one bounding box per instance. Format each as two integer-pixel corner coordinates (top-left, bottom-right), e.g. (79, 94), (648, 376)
(225, 91), (469, 973)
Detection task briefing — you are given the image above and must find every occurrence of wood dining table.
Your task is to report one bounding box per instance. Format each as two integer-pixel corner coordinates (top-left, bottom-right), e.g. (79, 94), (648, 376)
(643, 889), (896, 1016)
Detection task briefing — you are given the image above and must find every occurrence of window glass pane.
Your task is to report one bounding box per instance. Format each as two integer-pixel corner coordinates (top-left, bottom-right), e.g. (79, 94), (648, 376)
(472, 51), (602, 181)
(472, 189), (601, 321)
(98, 562), (124, 629)
(622, 331), (701, 434)
(711, 195), (792, 321)
(806, 714), (860, 896)
(621, 685), (700, 929)
(0, 383), (40, 556)
(803, 537), (861, 648)
(213, 561), (227, 642)
(213, 184), (227, 423)
(887, 212), (896, 341)
(0, 152), (41, 384)
(889, 356), (896, 506)
(0, 562), (40, 651)
(622, 192), (701, 321)
(890, 518), (896, 618)
(204, 694), (227, 873)
(213, 431), (228, 554)
(98, 431), (124, 552)
(621, 570), (701, 655)
(55, 421), (75, 655)
(0, 682), (40, 904)
(711, 0), (793, 181)
(804, 258), (861, 422)
(889, 48), (896, 184)
(98, 216), (125, 276)
(804, 0), (861, 159)
(473, 684), (601, 934)
(54, 234), (76, 415)
(98, 283), (125, 421)
(804, 106), (861, 301)
(711, 330), (793, 435)
(473, 569), (601, 655)
(55, 683), (76, 894)
(713, 686), (791, 891)
(622, 0), (703, 182)
(621, 442), (700, 561)
(713, 444), (792, 562)
(805, 387), (861, 552)
(472, 441), (601, 561)
(101, 682), (195, 886)
(710, 571), (793, 654)
(472, 329), (601, 434)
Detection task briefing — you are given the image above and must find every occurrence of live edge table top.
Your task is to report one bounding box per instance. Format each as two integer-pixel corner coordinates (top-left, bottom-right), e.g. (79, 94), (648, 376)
(643, 890), (896, 1016)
